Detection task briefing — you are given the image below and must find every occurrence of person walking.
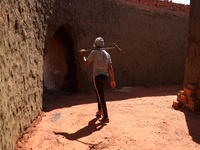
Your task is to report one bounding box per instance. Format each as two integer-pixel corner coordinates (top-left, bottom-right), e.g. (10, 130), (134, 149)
(80, 37), (116, 122)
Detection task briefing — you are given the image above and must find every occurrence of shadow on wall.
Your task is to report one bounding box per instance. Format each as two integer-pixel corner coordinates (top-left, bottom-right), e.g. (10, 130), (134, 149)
(44, 24), (78, 95)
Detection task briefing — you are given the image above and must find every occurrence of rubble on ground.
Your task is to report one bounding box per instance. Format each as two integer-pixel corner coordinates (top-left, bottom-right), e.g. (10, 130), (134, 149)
(173, 84), (200, 112)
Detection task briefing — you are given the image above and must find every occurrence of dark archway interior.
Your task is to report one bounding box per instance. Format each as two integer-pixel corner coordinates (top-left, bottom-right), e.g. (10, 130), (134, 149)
(44, 25), (77, 94)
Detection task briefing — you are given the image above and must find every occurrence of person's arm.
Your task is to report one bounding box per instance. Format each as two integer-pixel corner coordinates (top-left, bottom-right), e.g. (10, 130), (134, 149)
(80, 49), (91, 66)
(108, 63), (116, 89)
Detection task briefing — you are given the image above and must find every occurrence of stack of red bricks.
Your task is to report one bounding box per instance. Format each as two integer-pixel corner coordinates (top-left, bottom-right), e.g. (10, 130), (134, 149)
(173, 85), (200, 112)
(126, 0), (190, 12)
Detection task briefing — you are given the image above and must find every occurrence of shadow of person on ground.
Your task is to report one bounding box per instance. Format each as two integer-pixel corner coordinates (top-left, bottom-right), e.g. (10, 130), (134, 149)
(53, 118), (106, 141)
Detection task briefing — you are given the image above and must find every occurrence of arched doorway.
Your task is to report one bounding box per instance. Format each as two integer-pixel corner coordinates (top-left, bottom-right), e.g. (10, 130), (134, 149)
(44, 24), (77, 95)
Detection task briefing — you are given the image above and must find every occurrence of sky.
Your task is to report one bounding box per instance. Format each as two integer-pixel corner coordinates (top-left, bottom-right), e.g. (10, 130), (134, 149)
(171, 0), (190, 5)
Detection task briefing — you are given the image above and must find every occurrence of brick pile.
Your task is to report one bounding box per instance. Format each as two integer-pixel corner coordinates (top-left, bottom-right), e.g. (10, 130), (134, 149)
(126, 0), (190, 12)
(172, 85), (200, 112)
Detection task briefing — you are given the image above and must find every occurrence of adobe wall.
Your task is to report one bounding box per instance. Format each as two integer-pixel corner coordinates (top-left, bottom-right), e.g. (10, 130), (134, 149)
(44, 0), (189, 92)
(0, 0), (189, 149)
(0, 0), (46, 149)
(184, 0), (200, 98)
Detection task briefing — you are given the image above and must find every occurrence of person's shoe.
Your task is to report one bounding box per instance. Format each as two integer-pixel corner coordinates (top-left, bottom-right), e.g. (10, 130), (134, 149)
(99, 117), (109, 123)
(96, 110), (101, 118)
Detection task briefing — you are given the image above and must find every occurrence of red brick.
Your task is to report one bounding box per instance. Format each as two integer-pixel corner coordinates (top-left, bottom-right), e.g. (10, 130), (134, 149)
(176, 98), (183, 107)
(177, 93), (181, 98)
(188, 101), (194, 105)
(186, 104), (194, 111)
(184, 88), (197, 97)
(187, 84), (197, 91)
(188, 100), (200, 112)
(181, 95), (188, 101)
(172, 101), (179, 108)
(179, 90), (185, 95)
(177, 97), (187, 106)
(188, 94), (198, 102)
(177, 97), (181, 102)
(185, 104), (193, 109)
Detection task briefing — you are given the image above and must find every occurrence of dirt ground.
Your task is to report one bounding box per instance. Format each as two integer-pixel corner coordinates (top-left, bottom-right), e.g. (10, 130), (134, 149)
(15, 85), (200, 150)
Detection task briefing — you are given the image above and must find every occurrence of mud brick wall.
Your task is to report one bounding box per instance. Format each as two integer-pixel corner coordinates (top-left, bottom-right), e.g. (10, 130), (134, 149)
(184, 0), (200, 100)
(108, 1), (189, 88)
(43, 0), (189, 93)
(0, 0), (46, 149)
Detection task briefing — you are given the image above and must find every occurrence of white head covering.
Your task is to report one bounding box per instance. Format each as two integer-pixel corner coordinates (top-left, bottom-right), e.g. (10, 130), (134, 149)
(93, 37), (104, 47)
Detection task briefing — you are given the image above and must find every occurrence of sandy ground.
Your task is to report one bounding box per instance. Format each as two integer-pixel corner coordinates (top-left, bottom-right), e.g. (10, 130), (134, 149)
(15, 85), (200, 150)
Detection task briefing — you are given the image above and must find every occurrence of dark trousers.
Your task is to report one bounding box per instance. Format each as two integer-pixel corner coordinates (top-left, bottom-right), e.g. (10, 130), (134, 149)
(94, 75), (108, 118)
